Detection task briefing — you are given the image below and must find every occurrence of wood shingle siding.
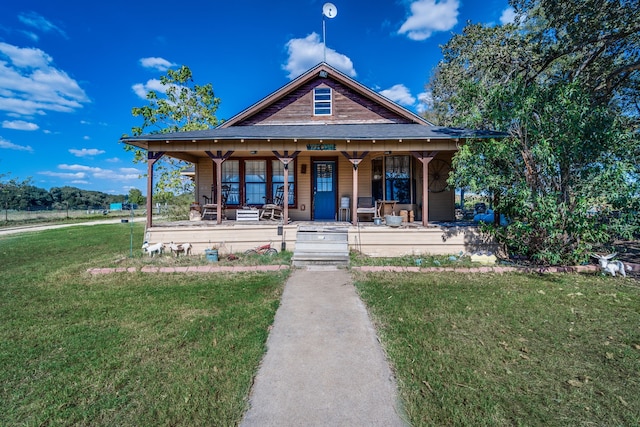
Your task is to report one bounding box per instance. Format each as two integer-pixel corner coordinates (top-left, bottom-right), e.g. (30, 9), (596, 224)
(236, 80), (415, 126)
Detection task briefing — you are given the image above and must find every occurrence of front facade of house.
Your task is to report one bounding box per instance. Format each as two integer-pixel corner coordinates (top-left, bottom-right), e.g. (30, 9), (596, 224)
(122, 63), (498, 256)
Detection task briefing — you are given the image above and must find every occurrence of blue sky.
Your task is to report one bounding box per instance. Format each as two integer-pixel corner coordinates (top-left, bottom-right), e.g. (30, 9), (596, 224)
(0, 0), (515, 195)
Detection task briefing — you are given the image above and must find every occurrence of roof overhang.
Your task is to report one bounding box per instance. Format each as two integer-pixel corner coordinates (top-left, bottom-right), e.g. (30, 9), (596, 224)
(121, 123), (506, 151)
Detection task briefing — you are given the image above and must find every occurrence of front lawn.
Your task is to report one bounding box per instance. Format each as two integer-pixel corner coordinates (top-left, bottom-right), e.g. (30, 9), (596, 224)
(0, 224), (286, 426)
(355, 271), (640, 426)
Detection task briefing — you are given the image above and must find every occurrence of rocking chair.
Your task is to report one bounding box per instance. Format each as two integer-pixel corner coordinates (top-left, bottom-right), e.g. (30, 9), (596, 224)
(201, 184), (230, 220)
(260, 185), (285, 221)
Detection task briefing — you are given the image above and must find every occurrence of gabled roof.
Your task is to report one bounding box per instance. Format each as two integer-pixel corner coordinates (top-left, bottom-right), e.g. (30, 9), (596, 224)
(121, 62), (507, 148)
(219, 62), (433, 128)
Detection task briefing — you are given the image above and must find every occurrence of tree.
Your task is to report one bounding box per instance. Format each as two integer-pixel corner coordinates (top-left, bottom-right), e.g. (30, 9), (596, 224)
(127, 188), (145, 206)
(428, 0), (640, 265)
(125, 65), (222, 197)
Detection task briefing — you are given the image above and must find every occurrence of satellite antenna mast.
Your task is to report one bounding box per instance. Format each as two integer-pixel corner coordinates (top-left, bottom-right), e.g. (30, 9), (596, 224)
(322, 3), (337, 62)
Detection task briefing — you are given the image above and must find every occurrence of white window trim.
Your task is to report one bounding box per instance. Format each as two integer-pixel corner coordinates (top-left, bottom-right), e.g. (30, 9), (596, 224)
(313, 87), (332, 116)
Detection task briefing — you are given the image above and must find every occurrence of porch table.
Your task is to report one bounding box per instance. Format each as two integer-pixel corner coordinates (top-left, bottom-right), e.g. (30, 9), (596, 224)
(236, 208), (260, 222)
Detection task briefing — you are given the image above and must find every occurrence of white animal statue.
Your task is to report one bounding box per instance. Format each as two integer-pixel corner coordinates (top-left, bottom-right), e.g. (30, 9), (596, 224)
(591, 253), (631, 277)
(142, 241), (164, 257)
(168, 242), (192, 257)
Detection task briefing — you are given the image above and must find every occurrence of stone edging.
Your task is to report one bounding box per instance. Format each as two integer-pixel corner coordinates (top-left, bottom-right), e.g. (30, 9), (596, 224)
(352, 265), (601, 274)
(87, 262), (639, 275)
(87, 265), (290, 275)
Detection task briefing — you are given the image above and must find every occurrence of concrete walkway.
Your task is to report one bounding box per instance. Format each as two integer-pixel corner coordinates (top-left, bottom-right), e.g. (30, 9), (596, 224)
(240, 266), (407, 427)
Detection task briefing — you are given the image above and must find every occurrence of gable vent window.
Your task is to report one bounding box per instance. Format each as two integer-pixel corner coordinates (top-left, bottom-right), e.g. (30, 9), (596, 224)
(313, 87), (332, 116)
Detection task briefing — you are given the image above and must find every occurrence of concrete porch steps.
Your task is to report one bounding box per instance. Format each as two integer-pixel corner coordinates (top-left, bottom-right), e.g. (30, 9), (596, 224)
(292, 225), (350, 267)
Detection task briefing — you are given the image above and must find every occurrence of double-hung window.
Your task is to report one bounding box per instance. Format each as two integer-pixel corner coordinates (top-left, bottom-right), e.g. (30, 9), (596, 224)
(371, 155), (413, 204)
(221, 160), (240, 206)
(313, 87), (332, 116)
(220, 159), (296, 207)
(244, 160), (267, 206)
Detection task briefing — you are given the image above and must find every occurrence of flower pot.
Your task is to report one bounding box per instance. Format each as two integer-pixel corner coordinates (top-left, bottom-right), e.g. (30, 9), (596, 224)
(205, 249), (218, 262)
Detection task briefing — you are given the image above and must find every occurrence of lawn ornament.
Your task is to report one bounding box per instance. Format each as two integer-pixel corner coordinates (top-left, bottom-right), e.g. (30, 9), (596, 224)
(142, 241), (164, 257)
(168, 242), (192, 257)
(591, 253), (631, 277)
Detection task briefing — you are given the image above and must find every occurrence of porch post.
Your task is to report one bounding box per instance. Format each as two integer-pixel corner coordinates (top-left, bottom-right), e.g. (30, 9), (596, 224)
(146, 151), (165, 229)
(352, 162), (358, 224)
(340, 151), (369, 224)
(283, 160), (290, 224)
(273, 151), (300, 225)
(411, 151), (438, 227)
(205, 150), (234, 225)
(213, 159), (223, 225)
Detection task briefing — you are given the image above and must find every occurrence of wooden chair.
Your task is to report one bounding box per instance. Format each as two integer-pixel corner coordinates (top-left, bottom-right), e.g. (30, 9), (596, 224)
(356, 196), (377, 222)
(201, 184), (230, 220)
(260, 186), (285, 221)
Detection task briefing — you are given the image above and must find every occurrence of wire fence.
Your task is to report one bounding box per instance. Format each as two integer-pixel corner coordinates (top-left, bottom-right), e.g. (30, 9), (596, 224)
(0, 208), (140, 224)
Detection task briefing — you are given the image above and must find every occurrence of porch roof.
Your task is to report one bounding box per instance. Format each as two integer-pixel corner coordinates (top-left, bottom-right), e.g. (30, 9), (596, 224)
(121, 123), (506, 147)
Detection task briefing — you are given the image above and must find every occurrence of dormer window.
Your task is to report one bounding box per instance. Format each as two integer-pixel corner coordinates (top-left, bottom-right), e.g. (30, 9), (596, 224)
(313, 87), (332, 116)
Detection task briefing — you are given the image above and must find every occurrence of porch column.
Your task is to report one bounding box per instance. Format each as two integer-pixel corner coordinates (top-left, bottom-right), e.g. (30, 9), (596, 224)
(205, 150), (234, 225)
(283, 160), (290, 223)
(411, 151), (438, 227)
(213, 159), (223, 224)
(341, 151), (369, 224)
(273, 151), (300, 225)
(146, 151), (165, 229)
(352, 162), (358, 224)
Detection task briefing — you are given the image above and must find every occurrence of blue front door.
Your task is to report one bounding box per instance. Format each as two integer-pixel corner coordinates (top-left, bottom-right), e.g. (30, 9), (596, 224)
(313, 161), (336, 220)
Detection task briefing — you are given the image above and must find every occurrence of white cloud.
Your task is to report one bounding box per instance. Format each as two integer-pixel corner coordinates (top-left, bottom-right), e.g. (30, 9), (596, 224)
(39, 171), (86, 179)
(106, 157), (120, 163)
(118, 167), (143, 175)
(59, 164), (101, 172)
(132, 78), (165, 100)
(282, 33), (356, 80)
(83, 135), (90, 140)
(139, 57), (177, 71)
(0, 42), (52, 68)
(0, 136), (33, 152)
(58, 164), (143, 181)
(398, 0), (460, 41)
(94, 167), (142, 181)
(500, 6), (517, 25)
(2, 120), (39, 130)
(19, 30), (39, 42)
(18, 12), (68, 39)
(69, 148), (105, 157)
(379, 84), (416, 106)
(0, 42), (89, 116)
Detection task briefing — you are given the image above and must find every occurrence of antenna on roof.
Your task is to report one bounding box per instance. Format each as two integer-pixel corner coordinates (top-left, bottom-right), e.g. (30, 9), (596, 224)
(322, 3), (337, 63)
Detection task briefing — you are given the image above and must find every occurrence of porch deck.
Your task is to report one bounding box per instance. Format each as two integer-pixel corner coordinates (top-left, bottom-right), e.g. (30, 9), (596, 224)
(144, 219), (497, 257)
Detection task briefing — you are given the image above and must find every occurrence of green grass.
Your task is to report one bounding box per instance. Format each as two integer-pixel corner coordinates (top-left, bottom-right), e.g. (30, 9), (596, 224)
(4, 223), (639, 425)
(0, 224), (286, 426)
(354, 272), (640, 426)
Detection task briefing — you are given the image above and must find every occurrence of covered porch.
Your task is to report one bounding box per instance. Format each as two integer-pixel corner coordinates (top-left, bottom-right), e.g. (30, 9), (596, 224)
(140, 131), (466, 228)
